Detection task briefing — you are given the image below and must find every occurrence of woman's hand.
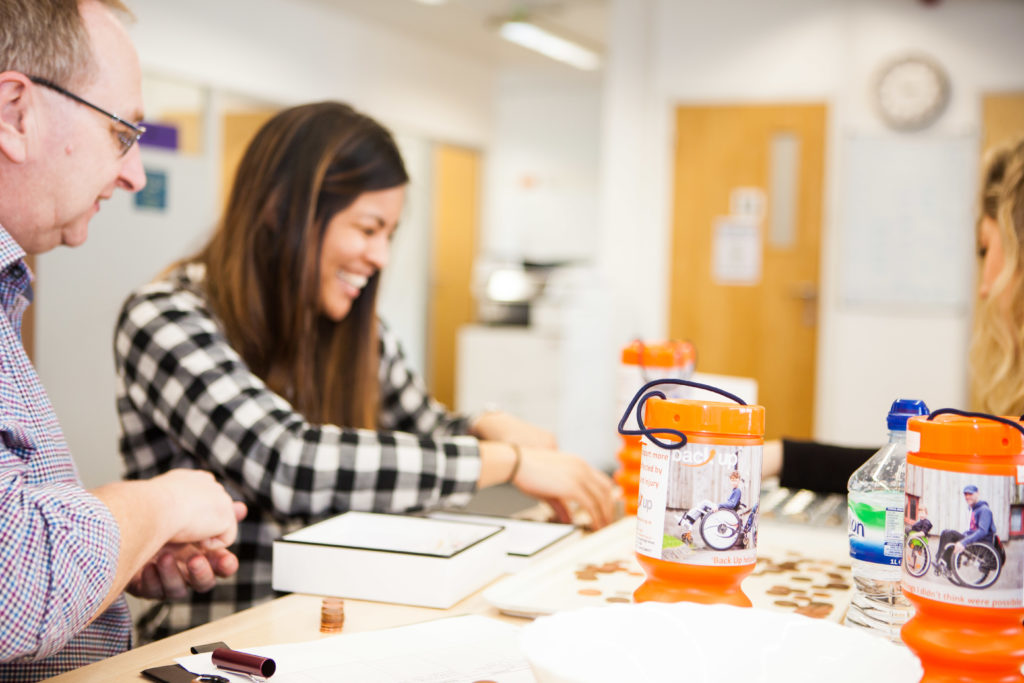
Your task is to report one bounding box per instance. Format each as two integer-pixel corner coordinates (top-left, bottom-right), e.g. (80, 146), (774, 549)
(478, 441), (616, 529)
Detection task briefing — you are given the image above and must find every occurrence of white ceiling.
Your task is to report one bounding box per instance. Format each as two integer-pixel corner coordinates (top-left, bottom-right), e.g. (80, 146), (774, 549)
(305, 0), (608, 71)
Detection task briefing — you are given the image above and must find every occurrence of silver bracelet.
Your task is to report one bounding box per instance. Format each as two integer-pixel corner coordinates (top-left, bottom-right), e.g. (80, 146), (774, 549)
(506, 444), (523, 484)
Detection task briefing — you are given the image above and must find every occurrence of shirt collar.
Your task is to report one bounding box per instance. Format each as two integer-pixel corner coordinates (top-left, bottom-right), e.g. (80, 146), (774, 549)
(0, 223), (27, 273)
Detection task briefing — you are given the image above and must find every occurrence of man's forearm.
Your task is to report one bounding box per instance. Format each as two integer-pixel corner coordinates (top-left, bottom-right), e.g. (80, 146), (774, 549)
(89, 479), (175, 620)
(89, 469), (242, 621)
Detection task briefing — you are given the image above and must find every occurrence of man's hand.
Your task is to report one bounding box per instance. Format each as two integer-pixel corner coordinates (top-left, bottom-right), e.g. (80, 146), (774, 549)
(953, 541), (965, 555)
(152, 470), (244, 546)
(127, 501), (246, 600)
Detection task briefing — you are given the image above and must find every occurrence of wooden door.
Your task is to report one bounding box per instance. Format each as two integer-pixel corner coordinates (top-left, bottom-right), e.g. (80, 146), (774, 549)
(221, 111), (278, 210)
(982, 93), (1024, 153)
(428, 144), (480, 409)
(669, 104), (826, 440)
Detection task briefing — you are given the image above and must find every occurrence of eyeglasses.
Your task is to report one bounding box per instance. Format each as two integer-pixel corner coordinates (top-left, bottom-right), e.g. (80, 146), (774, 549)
(28, 76), (145, 157)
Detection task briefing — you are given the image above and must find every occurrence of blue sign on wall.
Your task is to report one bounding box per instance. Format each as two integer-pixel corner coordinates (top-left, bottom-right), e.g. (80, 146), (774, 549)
(134, 169), (168, 211)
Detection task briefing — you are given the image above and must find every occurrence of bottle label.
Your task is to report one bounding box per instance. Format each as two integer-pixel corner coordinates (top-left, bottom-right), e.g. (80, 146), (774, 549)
(635, 437), (761, 567)
(901, 464), (1023, 608)
(848, 493), (905, 566)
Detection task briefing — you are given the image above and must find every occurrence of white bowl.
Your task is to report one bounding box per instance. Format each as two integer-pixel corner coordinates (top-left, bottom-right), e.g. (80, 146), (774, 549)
(520, 602), (922, 683)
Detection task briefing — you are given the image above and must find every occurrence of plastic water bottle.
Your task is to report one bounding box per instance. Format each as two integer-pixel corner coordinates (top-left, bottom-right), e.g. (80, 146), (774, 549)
(844, 398), (929, 641)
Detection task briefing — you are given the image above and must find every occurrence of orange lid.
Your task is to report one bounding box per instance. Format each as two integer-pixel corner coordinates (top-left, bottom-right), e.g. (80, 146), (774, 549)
(643, 396), (764, 437)
(621, 340), (696, 368)
(908, 414), (1024, 456)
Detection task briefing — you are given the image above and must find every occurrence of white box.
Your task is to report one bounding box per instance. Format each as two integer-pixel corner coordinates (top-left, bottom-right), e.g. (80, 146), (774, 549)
(272, 512), (505, 608)
(427, 511), (582, 573)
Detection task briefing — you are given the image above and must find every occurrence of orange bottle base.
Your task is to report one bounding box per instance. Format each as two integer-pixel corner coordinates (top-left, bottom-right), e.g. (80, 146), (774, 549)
(633, 557), (753, 608)
(633, 578), (751, 607)
(902, 593), (1024, 682)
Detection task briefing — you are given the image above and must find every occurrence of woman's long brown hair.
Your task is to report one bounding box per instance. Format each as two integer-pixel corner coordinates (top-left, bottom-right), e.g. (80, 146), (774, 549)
(196, 102), (408, 429)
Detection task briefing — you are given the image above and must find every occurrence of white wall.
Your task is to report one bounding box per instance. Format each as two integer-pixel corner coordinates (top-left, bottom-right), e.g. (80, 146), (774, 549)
(36, 150), (216, 488)
(481, 69), (603, 263)
(378, 134), (433, 374)
(599, 0), (1024, 447)
(471, 68), (617, 468)
(126, 0), (494, 148)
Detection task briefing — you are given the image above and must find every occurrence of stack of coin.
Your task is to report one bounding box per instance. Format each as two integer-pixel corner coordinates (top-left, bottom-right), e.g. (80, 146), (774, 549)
(320, 597), (345, 633)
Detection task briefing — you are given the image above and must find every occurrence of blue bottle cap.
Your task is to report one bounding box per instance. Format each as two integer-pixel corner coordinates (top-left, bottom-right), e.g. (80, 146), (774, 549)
(887, 398), (929, 431)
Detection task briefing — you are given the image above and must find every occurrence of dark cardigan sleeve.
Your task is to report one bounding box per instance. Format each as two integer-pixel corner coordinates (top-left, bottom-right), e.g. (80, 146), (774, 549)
(778, 438), (878, 494)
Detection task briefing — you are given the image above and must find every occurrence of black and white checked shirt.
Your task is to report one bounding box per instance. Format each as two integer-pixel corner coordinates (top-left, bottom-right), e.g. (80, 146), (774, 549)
(114, 263), (481, 639)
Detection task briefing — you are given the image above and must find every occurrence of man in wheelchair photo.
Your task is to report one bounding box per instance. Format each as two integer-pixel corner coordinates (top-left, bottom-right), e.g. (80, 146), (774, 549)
(676, 470), (749, 550)
(935, 485), (1003, 585)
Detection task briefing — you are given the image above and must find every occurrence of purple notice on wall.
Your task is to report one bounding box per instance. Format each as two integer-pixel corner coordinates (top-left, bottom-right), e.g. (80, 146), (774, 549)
(140, 121), (178, 151)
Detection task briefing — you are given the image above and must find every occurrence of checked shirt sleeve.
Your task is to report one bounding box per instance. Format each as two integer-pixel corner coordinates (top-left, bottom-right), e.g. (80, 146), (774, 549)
(377, 322), (472, 438)
(114, 283), (481, 520)
(0, 451), (121, 662)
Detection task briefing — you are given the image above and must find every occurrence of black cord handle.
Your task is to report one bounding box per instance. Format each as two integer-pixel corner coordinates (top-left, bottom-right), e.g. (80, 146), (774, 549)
(617, 378), (747, 450)
(926, 408), (1024, 440)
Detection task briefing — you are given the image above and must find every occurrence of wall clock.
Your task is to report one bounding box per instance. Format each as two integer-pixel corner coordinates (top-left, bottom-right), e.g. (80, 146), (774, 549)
(874, 54), (950, 131)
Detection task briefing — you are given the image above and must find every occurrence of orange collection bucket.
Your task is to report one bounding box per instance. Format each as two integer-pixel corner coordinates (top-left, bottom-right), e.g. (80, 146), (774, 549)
(901, 409), (1024, 682)
(618, 378), (764, 606)
(615, 340), (696, 514)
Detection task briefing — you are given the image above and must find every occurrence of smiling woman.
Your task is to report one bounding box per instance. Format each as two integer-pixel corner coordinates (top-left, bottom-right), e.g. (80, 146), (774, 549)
(112, 101), (615, 640)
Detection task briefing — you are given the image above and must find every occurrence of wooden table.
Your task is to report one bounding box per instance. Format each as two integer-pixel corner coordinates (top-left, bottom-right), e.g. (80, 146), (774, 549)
(46, 517), (849, 681)
(47, 587), (525, 681)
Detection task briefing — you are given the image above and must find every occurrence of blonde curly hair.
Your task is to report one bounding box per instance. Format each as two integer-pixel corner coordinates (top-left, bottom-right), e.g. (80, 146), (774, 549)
(969, 137), (1024, 415)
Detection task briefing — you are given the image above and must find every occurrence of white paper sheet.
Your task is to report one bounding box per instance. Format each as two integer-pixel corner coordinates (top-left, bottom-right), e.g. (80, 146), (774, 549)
(175, 615), (534, 683)
(712, 217), (762, 286)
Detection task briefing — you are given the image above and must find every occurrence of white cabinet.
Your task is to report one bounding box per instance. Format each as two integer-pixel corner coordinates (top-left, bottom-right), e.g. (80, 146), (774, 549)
(456, 325), (562, 435)
(455, 322), (618, 471)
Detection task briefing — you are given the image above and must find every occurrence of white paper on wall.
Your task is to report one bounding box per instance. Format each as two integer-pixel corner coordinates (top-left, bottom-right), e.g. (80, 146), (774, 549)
(838, 134), (976, 310)
(712, 217), (762, 286)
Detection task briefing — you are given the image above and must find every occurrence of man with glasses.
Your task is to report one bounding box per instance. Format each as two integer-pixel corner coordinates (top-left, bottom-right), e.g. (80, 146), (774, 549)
(0, 1), (244, 679)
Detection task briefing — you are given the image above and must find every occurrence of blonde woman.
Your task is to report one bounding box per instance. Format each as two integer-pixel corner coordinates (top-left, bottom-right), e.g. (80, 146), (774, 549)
(970, 137), (1024, 415)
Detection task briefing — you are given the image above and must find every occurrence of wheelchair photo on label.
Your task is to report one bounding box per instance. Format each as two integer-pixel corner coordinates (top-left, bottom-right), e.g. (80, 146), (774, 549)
(934, 536), (1005, 589)
(904, 529), (931, 578)
(904, 492), (1007, 590)
(677, 500), (759, 551)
